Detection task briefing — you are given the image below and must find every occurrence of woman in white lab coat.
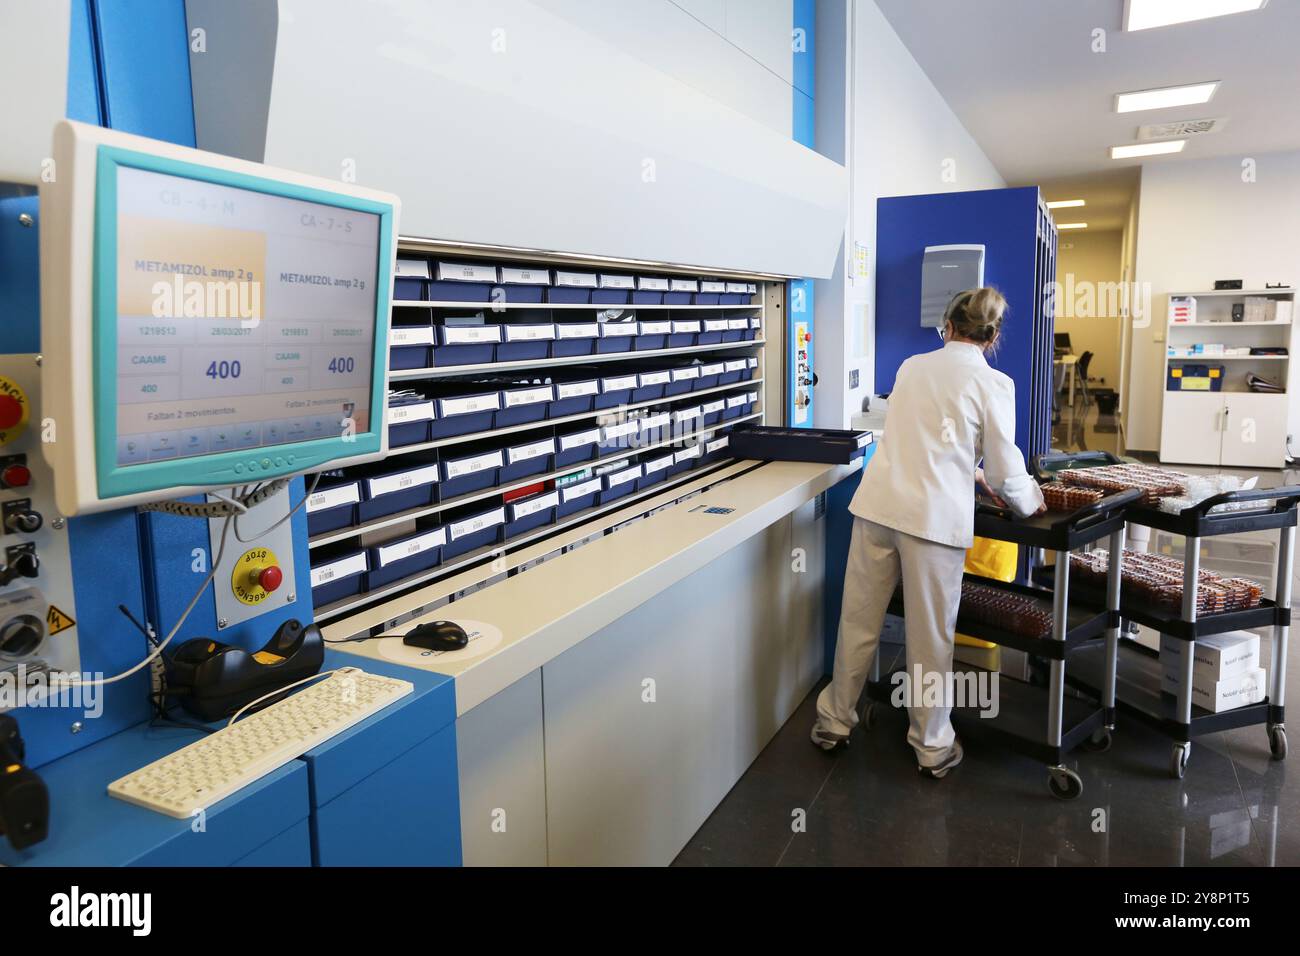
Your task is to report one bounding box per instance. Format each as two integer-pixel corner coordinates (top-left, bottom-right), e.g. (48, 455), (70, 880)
(811, 287), (1045, 777)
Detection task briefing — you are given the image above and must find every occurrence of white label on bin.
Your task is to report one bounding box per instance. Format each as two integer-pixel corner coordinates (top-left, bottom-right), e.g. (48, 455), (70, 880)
(387, 401), (435, 423)
(556, 323), (599, 339)
(504, 385), (553, 407)
(450, 508), (505, 540)
(676, 445), (703, 462)
(442, 325), (501, 344)
(505, 324), (556, 342)
(437, 262), (498, 283)
(750, 317), (762, 329)
(745, 391), (758, 403)
(669, 278), (699, 292)
(509, 437), (555, 464)
(368, 464), (440, 498)
(857, 433), (873, 448)
(727, 318), (749, 330)
(639, 413), (671, 431)
(311, 552), (368, 588)
(562, 477), (602, 501)
(441, 393), (500, 416)
(704, 319), (729, 332)
(747, 356), (759, 367)
(511, 491), (559, 519)
(607, 465), (641, 488)
(602, 374), (637, 391)
(639, 370), (671, 386)
(390, 326), (435, 346)
(726, 282), (748, 293)
(395, 259), (431, 279)
(746, 284), (758, 294)
(559, 427), (601, 450)
(377, 527), (448, 567)
(701, 281), (726, 293)
(639, 321), (671, 334)
(599, 274), (636, 289)
(556, 379), (599, 399)
(702, 400), (726, 414)
(707, 437), (730, 453)
(727, 395), (749, 409)
(600, 323), (637, 337)
(306, 483), (360, 512)
(645, 454), (674, 474)
(445, 449), (504, 480)
(555, 271), (598, 288)
(672, 320), (702, 333)
(603, 421), (639, 441)
(700, 362), (725, 376)
(499, 266), (551, 285)
(674, 406), (702, 423)
(725, 360), (747, 372)
(672, 366), (700, 381)
(638, 276), (670, 291)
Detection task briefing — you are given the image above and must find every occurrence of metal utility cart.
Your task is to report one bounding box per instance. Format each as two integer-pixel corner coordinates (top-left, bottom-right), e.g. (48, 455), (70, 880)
(1034, 450), (1299, 779)
(865, 488), (1140, 799)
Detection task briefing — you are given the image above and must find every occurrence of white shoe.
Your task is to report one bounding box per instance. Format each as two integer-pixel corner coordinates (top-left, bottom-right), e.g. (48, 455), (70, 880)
(810, 721), (849, 752)
(918, 738), (964, 779)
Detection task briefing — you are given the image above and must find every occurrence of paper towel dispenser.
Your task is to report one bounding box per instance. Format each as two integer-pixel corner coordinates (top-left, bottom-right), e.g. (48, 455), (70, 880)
(920, 244), (985, 328)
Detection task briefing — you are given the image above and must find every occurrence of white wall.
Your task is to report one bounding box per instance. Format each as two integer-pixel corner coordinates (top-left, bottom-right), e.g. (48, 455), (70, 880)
(1128, 150), (1300, 453)
(814, 0), (1006, 428)
(1056, 230), (1123, 391)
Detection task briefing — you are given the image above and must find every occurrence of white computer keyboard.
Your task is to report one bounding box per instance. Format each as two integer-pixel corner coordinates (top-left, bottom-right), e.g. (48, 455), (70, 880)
(108, 667), (413, 819)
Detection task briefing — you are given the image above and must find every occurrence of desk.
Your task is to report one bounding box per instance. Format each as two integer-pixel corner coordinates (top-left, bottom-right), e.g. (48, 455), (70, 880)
(1054, 353), (1079, 407)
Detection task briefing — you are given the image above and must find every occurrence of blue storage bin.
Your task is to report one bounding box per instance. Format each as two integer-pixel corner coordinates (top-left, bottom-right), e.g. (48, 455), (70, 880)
(596, 320), (639, 354)
(722, 316), (749, 342)
(698, 317), (728, 345)
(429, 391), (500, 439)
(747, 356), (761, 379)
(554, 425), (601, 467)
(503, 490), (559, 540)
(666, 366), (700, 396)
(666, 279), (697, 305)
(745, 316), (761, 340)
(497, 265), (551, 304)
(631, 369), (670, 403)
(598, 464), (642, 505)
(387, 396), (437, 448)
(556, 475), (602, 518)
(597, 419), (639, 455)
(550, 271), (597, 304)
(671, 406), (703, 439)
(696, 360), (725, 390)
(635, 411), (672, 447)
(694, 290), (722, 306)
(595, 372), (638, 410)
(667, 444), (703, 477)
(432, 323), (500, 367)
(394, 276), (428, 301)
(667, 319), (701, 349)
(429, 261), (498, 302)
(719, 358), (748, 385)
(500, 435), (555, 483)
(442, 506), (506, 560)
(497, 323), (556, 362)
(440, 446), (504, 498)
(722, 392), (751, 422)
(699, 432), (731, 465)
(495, 383), (553, 427)
(636, 453), (675, 492)
(700, 397), (727, 427)
(310, 547), (369, 607)
(632, 290), (663, 305)
(720, 283), (748, 305)
(357, 461), (440, 523)
(428, 280), (492, 302)
(549, 377), (600, 418)
(551, 321), (600, 357)
(389, 314), (434, 370)
(366, 526), (447, 589)
(592, 289), (630, 305)
(306, 478), (361, 535)
(636, 319), (671, 351)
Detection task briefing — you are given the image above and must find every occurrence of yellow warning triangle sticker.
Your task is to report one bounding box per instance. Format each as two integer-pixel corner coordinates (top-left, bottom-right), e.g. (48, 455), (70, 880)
(46, 605), (76, 635)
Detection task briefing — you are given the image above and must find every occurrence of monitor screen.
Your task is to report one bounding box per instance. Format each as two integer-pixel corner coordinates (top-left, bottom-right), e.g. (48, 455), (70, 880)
(112, 166), (381, 467)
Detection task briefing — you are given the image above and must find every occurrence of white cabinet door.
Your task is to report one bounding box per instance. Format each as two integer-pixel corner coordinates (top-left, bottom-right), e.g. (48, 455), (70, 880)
(1221, 392), (1289, 468)
(1160, 391), (1225, 466)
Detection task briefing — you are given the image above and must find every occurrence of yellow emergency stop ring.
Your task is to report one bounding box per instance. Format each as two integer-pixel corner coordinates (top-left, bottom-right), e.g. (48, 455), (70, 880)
(231, 546), (281, 606)
(0, 374), (31, 446)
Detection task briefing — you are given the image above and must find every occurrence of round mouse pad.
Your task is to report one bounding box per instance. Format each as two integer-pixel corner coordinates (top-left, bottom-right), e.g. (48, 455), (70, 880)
(376, 618), (504, 667)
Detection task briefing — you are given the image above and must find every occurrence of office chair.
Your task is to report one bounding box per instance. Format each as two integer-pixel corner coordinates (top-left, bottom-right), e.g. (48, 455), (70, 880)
(1074, 350), (1094, 409)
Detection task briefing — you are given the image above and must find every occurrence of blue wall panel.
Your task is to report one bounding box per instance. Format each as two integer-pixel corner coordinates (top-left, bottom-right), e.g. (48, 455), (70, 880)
(92, 0), (196, 144)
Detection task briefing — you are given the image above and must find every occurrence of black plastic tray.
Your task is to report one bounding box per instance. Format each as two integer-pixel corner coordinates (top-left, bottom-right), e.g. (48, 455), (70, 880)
(727, 424), (872, 465)
(1123, 486), (1300, 538)
(974, 487), (1140, 551)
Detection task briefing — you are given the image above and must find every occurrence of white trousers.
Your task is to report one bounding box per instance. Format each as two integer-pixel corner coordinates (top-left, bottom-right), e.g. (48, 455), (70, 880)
(816, 517), (967, 767)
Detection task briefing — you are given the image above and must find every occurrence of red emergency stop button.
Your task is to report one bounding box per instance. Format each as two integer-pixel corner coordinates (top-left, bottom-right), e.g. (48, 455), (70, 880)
(257, 565), (284, 593)
(803, 331), (813, 343)
(1, 464), (31, 489)
(0, 395), (22, 430)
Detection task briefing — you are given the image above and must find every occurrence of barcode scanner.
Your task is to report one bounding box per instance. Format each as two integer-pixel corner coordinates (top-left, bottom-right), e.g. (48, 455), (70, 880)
(0, 715), (49, 851)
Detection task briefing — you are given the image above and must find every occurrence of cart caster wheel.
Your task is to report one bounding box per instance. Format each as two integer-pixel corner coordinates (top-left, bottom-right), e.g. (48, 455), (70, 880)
(1047, 766), (1083, 800)
(1170, 742), (1191, 779)
(1082, 727), (1112, 753)
(863, 703), (877, 732)
(1269, 725), (1287, 761)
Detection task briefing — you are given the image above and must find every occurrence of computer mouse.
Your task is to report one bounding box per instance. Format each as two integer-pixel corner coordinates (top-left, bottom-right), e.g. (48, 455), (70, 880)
(403, 620), (469, 652)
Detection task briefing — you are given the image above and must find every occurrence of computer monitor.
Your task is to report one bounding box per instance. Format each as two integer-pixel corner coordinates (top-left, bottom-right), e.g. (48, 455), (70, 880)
(40, 121), (400, 515)
(1054, 332), (1072, 352)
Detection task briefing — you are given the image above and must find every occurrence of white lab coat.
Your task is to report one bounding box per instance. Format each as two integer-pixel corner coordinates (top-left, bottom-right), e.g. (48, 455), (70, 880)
(816, 341), (1043, 766)
(850, 340), (1043, 545)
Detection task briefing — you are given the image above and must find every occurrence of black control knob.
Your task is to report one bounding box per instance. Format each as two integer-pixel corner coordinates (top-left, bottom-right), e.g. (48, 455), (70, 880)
(4, 510), (42, 534)
(8, 551), (39, 579)
(0, 616), (43, 658)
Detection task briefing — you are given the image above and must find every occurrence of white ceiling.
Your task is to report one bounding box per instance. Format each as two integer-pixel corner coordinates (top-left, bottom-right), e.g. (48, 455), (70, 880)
(875, 0), (1300, 230)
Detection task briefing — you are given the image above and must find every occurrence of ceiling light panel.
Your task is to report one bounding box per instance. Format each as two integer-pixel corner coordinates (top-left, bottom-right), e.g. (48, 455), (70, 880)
(1125, 0), (1268, 32)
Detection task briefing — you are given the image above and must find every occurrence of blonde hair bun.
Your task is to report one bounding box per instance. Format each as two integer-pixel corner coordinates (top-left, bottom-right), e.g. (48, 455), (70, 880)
(945, 286), (1007, 344)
